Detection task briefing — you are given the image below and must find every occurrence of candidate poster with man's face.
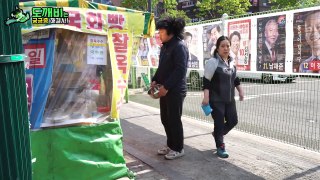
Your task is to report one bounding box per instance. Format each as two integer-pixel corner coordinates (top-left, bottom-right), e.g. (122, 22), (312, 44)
(202, 22), (222, 65)
(257, 15), (286, 72)
(147, 34), (161, 67)
(137, 37), (150, 66)
(184, 25), (202, 69)
(131, 37), (140, 66)
(228, 19), (251, 71)
(293, 10), (320, 73)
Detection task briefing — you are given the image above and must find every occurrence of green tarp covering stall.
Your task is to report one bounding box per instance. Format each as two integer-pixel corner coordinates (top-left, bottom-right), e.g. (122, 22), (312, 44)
(31, 122), (130, 180)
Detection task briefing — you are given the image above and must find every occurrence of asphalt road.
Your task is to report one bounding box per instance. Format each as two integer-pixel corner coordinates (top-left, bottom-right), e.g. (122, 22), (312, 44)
(129, 77), (320, 151)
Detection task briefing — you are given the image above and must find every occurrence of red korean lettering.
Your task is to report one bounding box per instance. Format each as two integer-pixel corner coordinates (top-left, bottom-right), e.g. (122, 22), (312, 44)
(116, 55), (127, 74)
(309, 62), (320, 71)
(86, 12), (102, 30)
(108, 14), (125, 29)
(117, 79), (127, 94)
(24, 44), (46, 68)
(112, 33), (128, 53)
(67, 10), (81, 29)
(28, 50), (41, 65)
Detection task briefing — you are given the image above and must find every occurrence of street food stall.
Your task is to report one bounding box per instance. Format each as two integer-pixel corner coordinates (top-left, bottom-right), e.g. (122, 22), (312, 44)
(19, 0), (154, 179)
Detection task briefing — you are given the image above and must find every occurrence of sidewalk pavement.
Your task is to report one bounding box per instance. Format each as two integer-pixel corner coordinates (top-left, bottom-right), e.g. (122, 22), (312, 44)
(120, 101), (320, 180)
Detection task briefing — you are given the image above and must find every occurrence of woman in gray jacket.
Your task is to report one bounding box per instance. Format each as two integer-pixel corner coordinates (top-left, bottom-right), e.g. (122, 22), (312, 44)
(202, 36), (244, 158)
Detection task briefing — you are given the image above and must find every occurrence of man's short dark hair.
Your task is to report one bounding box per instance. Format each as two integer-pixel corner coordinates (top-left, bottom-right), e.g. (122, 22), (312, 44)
(184, 32), (192, 39)
(229, 31), (241, 42)
(207, 24), (221, 34)
(156, 16), (186, 39)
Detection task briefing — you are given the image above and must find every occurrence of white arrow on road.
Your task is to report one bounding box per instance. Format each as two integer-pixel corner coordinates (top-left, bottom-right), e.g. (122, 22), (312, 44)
(235, 90), (305, 101)
(188, 91), (305, 101)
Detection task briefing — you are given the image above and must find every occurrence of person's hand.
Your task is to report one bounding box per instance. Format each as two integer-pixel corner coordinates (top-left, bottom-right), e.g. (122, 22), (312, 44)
(151, 81), (157, 88)
(239, 91), (244, 101)
(158, 85), (168, 97)
(202, 96), (209, 105)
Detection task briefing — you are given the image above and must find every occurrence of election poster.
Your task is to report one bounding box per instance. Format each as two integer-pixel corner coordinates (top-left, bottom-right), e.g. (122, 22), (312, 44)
(202, 22), (222, 65)
(293, 10), (320, 74)
(184, 25), (202, 69)
(147, 34), (161, 67)
(257, 15), (286, 72)
(137, 37), (150, 66)
(228, 19), (251, 71)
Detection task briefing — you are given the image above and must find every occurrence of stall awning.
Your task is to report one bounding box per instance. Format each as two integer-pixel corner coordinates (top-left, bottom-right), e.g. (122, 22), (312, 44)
(19, 0), (155, 37)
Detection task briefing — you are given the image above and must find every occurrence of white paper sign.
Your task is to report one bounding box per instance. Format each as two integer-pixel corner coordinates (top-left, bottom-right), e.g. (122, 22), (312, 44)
(87, 35), (107, 65)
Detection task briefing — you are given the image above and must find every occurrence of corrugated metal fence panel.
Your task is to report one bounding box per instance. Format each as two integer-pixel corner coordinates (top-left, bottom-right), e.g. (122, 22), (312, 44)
(0, 62), (32, 180)
(0, 0), (32, 179)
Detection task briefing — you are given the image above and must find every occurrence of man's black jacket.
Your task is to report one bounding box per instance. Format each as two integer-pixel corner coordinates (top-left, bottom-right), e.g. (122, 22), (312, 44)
(152, 37), (189, 94)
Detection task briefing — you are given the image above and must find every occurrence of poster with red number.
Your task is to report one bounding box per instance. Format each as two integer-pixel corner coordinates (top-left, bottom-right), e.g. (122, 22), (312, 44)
(293, 10), (320, 73)
(228, 19), (251, 71)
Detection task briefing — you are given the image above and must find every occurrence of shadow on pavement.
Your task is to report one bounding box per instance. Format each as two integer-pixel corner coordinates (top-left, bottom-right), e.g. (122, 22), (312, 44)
(283, 165), (320, 180)
(121, 118), (264, 180)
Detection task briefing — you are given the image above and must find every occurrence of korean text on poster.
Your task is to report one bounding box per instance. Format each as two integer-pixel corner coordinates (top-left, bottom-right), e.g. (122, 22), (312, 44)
(148, 34), (161, 67)
(87, 35), (107, 65)
(131, 37), (140, 66)
(184, 26), (201, 69)
(228, 19), (251, 71)
(293, 10), (320, 74)
(137, 38), (150, 66)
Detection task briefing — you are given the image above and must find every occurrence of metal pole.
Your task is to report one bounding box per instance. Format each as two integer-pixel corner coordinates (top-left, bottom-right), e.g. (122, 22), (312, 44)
(148, 0), (152, 12)
(221, 13), (229, 36)
(0, 1), (32, 180)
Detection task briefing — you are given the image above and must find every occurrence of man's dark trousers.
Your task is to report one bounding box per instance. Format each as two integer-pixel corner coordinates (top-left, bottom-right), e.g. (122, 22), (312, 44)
(160, 92), (186, 152)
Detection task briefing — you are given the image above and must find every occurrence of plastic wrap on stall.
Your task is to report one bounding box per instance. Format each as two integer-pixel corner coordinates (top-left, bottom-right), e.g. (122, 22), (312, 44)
(45, 29), (113, 127)
(23, 29), (113, 129)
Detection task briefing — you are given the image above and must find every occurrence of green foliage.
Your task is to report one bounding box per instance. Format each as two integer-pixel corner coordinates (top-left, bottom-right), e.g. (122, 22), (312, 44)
(159, 9), (191, 23)
(121, 0), (178, 12)
(271, 0), (320, 9)
(163, 0), (178, 10)
(121, 0), (159, 11)
(121, 0), (190, 23)
(196, 0), (251, 19)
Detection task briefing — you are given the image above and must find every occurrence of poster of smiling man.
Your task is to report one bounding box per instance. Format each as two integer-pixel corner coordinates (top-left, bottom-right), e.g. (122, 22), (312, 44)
(294, 10), (320, 74)
(228, 19), (251, 71)
(137, 37), (150, 66)
(257, 15), (286, 72)
(147, 34), (161, 67)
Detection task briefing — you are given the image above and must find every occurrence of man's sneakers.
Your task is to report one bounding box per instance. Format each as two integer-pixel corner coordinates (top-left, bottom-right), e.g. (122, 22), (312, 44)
(164, 149), (185, 160)
(216, 144), (229, 158)
(157, 146), (171, 155)
(158, 146), (185, 160)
